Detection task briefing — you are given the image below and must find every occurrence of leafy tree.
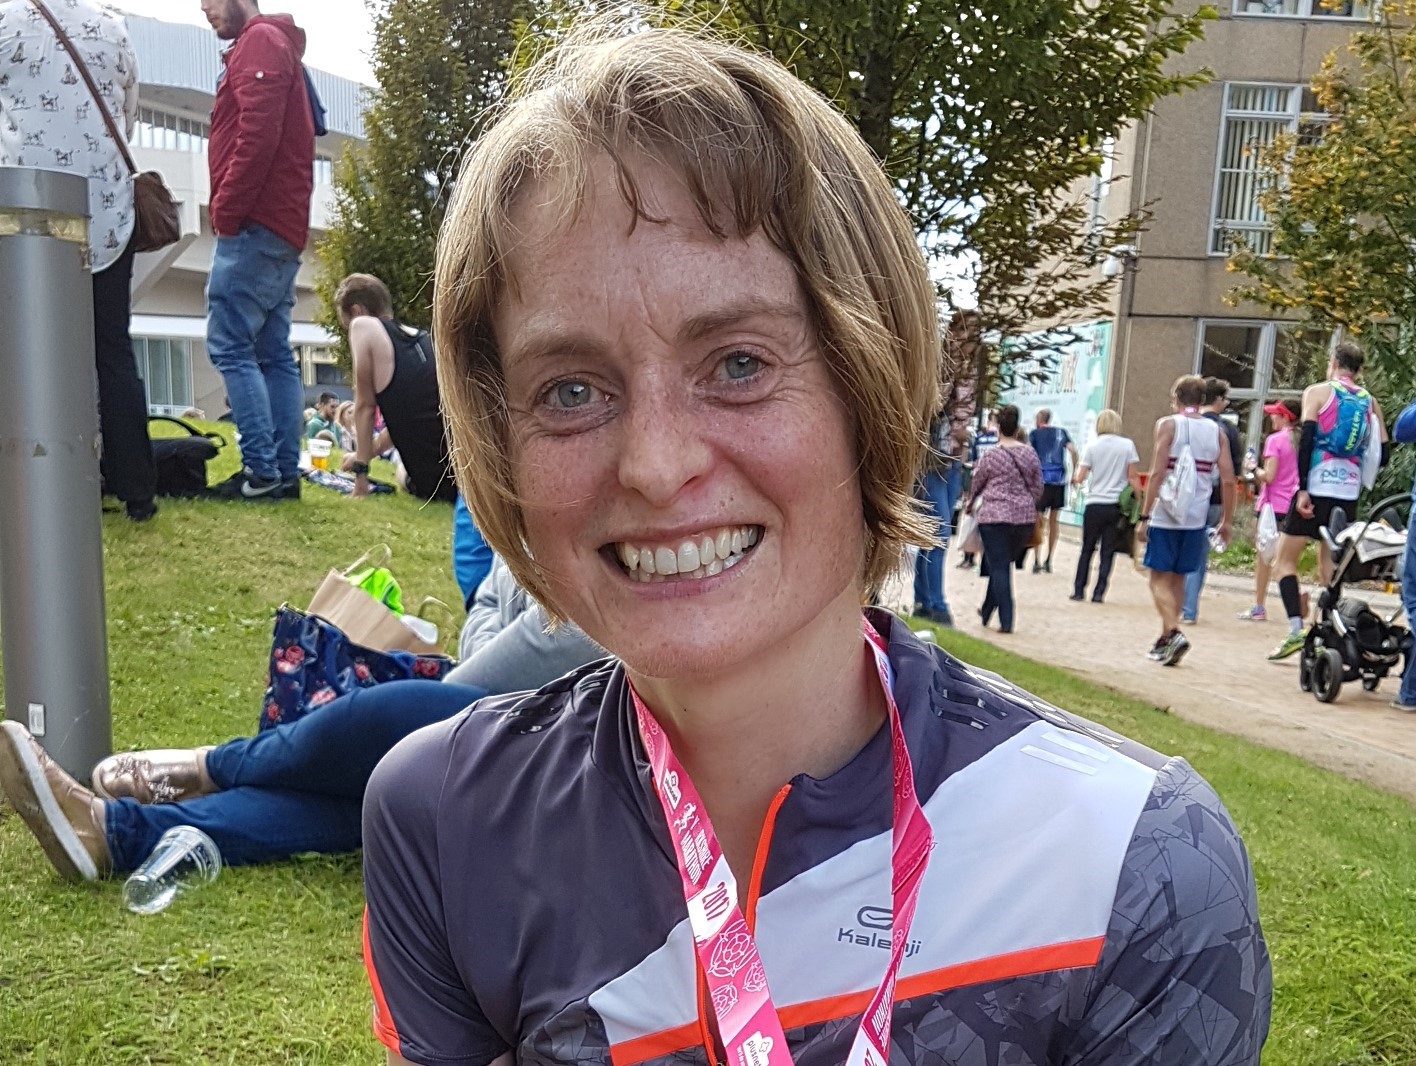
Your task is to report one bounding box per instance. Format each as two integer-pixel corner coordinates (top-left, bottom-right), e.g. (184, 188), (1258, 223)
(724, 0), (1216, 392)
(1227, 2), (1416, 498)
(315, 0), (526, 358)
(323, 0), (1214, 398)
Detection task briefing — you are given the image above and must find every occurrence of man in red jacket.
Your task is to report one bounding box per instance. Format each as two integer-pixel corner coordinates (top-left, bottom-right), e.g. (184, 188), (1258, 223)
(201, 0), (315, 500)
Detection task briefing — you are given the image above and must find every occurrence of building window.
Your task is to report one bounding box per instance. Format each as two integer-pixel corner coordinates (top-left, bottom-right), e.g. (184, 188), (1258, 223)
(1232, 0), (1368, 16)
(314, 155), (334, 186)
(1196, 320), (1327, 448)
(1211, 84), (1328, 255)
(135, 108), (210, 154)
(133, 337), (195, 413)
(299, 344), (348, 388)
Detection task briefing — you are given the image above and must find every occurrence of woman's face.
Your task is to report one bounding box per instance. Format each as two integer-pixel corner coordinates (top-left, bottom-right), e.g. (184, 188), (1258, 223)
(492, 157), (867, 680)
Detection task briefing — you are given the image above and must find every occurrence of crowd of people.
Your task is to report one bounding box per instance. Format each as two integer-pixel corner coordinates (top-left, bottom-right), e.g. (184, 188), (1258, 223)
(912, 344), (1399, 683)
(0, 17), (1275, 1066)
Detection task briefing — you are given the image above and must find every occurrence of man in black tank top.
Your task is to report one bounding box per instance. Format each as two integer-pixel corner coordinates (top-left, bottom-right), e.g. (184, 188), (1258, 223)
(334, 273), (456, 503)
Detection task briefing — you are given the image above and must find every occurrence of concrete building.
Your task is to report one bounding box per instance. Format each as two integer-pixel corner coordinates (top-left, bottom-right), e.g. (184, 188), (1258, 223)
(1002, 1), (1369, 468)
(123, 13), (367, 416)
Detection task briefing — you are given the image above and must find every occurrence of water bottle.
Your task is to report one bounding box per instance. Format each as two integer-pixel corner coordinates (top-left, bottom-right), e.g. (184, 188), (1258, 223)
(123, 826), (223, 915)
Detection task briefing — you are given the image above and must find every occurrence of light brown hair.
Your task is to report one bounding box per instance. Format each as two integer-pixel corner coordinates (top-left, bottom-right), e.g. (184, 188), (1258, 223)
(1096, 409), (1123, 436)
(433, 25), (941, 615)
(1173, 375), (1206, 408)
(334, 273), (393, 319)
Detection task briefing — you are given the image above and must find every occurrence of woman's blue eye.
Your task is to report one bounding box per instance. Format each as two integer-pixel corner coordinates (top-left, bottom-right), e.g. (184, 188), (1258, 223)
(551, 382), (594, 408)
(724, 353), (762, 380)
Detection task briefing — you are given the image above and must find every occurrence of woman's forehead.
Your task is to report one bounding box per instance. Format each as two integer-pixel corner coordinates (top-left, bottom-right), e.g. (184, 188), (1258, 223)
(495, 163), (807, 354)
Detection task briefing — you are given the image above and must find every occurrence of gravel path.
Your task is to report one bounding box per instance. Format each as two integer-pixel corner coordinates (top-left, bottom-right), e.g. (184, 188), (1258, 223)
(940, 534), (1416, 805)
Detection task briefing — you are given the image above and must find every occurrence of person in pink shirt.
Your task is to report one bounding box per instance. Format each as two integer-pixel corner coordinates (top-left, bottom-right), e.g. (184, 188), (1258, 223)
(1239, 400), (1300, 621)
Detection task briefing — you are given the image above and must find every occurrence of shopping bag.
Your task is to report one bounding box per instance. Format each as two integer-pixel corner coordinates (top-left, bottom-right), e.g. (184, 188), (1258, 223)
(258, 606), (453, 731)
(1257, 503), (1280, 563)
(957, 514), (983, 556)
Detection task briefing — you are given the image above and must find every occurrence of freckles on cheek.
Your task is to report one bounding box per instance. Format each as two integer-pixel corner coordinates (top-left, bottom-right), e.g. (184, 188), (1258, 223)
(513, 440), (605, 545)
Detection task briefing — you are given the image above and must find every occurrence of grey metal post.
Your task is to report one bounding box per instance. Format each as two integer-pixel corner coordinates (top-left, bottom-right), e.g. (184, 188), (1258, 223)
(0, 168), (111, 781)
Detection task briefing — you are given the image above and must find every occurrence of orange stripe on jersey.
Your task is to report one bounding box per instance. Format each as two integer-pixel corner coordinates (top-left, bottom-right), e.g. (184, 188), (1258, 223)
(776, 936), (1107, 1031)
(610, 1021), (703, 1066)
(363, 907), (403, 1054)
(606, 936), (1107, 1065)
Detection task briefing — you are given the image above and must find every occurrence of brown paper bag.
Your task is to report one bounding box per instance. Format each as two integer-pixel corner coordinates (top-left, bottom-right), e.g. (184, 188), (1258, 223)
(306, 570), (444, 657)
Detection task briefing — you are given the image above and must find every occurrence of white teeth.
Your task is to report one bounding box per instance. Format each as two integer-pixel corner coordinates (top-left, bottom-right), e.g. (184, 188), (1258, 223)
(677, 540), (700, 574)
(615, 526), (760, 580)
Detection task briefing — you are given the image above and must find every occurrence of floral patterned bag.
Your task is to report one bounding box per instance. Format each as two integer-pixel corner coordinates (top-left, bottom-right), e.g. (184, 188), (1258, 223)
(258, 606), (453, 731)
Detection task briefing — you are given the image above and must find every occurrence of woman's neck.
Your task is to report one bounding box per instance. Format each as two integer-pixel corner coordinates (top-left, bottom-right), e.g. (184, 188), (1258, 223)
(629, 586), (886, 876)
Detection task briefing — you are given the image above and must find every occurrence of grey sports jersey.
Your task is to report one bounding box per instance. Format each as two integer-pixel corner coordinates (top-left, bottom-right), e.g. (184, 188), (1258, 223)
(363, 611), (1270, 1066)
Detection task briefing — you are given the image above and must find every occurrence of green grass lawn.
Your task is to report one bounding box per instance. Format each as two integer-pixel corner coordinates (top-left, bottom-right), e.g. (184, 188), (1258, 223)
(1, 425), (1414, 1064)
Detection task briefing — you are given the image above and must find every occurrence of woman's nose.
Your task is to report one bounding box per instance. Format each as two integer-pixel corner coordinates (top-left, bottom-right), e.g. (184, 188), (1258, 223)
(615, 388), (715, 506)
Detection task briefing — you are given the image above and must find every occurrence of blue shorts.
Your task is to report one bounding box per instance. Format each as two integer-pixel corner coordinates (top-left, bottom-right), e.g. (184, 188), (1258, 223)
(1144, 526), (1209, 575)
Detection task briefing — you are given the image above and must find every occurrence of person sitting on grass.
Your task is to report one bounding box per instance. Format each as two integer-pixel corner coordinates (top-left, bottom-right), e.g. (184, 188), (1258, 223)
(335, 273), (457, 503)
(358, 26), (1268, 1066)
(0, 556), (602, 878)
(305, 391), (342, 444)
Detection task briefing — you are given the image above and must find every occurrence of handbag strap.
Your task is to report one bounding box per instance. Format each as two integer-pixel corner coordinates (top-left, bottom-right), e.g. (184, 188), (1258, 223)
(27, 0), (138, 176)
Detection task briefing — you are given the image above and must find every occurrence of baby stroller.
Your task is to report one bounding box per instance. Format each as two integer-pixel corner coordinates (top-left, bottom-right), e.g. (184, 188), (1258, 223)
(1299, 493), (1413, 703)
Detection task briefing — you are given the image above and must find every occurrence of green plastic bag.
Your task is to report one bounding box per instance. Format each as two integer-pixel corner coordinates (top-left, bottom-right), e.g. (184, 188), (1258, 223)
(344, 545), (403, 614)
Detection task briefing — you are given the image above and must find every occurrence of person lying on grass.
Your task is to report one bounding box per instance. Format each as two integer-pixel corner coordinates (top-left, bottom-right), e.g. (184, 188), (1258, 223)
(358, 24), (1272, 1066)
(0, 556), (602, 875)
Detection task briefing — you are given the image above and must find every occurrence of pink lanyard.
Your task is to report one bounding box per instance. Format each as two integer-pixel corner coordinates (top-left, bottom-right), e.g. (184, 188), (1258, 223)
(631, 619), (934, 1066)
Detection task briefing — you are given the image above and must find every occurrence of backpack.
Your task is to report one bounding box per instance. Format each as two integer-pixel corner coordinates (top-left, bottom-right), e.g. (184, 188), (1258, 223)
(1323, 382), (1372, 459)
(1157, 416), (1201, 524)
(149, 417), (224, 497)
(303, 66), (328, 137)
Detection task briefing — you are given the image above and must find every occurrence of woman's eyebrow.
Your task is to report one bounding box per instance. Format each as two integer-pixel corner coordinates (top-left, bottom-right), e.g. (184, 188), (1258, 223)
(503, 325), (607, 367)
(676, 299), (806, 344)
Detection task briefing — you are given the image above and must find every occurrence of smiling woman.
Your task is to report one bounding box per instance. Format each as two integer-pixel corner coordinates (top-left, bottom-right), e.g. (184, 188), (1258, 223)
(361, 24), (1272, 1066)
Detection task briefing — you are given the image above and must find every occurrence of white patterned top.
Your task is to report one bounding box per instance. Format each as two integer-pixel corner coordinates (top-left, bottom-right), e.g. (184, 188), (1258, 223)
(0, 0), (138, 272)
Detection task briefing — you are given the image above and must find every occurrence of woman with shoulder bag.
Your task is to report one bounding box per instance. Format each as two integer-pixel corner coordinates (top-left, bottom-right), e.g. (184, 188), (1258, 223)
(966, 404), (1042, 632)
(1070, 409), (1141, 604)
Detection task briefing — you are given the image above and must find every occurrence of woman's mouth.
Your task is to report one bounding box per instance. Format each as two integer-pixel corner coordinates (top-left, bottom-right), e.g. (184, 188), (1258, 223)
(609, 525), (762, 583)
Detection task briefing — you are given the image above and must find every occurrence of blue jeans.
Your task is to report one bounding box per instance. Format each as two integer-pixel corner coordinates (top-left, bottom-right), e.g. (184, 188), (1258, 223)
(206, 224), (305, 482)
(104, 680), (487, 872)
(979, 522), (1033, 632)
(1182, 504), (1224, 620)
(1400, 533), (1416, 705)
(913, 466), (962, 614)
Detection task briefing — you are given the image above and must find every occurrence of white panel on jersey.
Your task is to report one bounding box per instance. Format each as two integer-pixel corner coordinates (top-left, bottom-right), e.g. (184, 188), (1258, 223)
(589, 720), (1162, 1049)
(589, 913), (700, 1048)
(751, 720), (1161, 1009)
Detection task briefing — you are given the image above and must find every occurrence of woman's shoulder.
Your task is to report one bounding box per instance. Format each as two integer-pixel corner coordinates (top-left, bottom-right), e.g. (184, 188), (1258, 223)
(367, 660), (617, 810)
(1264, 429), (1292, 455)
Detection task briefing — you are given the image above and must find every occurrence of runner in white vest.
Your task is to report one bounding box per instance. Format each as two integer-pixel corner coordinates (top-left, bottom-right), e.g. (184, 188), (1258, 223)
(1137, 375), (1234, 666)
(1268, 342), (1388, 661)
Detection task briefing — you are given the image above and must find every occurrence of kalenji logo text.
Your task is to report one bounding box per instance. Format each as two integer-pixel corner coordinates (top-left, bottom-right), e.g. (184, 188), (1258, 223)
(838, 906), (921, 958)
